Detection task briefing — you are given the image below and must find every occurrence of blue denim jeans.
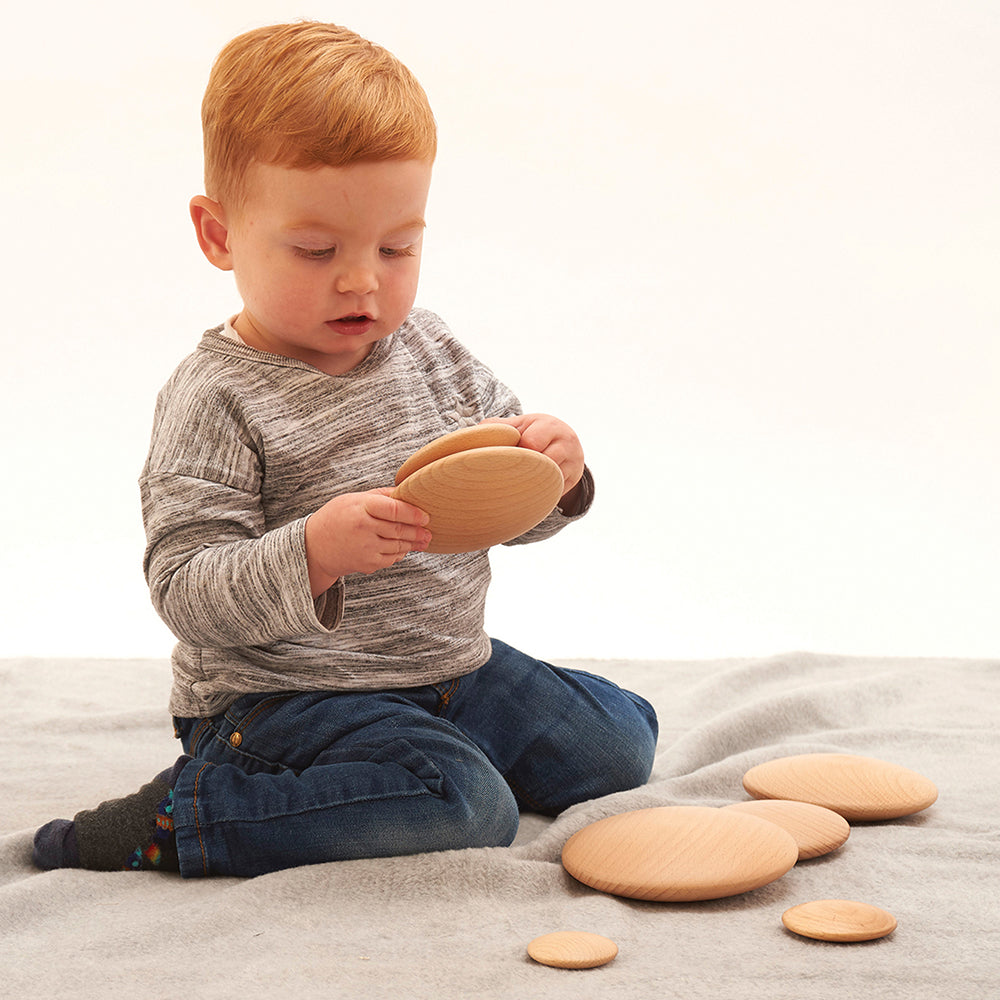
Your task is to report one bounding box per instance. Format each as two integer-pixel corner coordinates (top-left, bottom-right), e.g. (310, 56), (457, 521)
(171, 639), (657, 878)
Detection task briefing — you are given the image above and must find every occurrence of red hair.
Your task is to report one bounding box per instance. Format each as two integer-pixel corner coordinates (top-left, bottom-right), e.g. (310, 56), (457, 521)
(201, 22), (437, 205)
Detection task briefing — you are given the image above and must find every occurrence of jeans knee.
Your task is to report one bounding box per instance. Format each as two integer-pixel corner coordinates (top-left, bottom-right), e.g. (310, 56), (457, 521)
(612, 694), (659, 789)
(565, 695), (658, 806)
(447, 770), (520, 849)
(615, 728), (657, 792)
(630, 696), (659, 777)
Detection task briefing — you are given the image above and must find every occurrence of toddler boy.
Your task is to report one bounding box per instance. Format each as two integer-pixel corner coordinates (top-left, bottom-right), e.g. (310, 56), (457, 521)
(33, 21), (657, 877)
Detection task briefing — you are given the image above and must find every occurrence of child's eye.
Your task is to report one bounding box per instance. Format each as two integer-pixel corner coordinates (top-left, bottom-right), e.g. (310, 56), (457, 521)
(380, 245), (417, 259)
(295, 246), (336, 260)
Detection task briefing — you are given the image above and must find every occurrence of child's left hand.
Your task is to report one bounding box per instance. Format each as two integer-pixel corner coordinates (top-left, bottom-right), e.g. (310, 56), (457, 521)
(484, 413), (585, 512)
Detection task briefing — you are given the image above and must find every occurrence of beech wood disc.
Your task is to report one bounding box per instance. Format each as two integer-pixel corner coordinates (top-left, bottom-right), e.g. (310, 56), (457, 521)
(394, 423), (521, 485)
(782, 899), (897, 942)
(722, 799), (851, 860)
(561, 806), (799, 902)
(742, 753), (938, 822)
(527, 931), (619, 969)
(393, 444), (563, 554)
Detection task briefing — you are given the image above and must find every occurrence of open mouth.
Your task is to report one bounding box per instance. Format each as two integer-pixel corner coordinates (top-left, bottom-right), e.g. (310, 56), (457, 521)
(328, 314), (375, 335)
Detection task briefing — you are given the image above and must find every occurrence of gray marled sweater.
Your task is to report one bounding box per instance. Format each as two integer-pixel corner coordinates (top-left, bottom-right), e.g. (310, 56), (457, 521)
(140, 308), (593, 717)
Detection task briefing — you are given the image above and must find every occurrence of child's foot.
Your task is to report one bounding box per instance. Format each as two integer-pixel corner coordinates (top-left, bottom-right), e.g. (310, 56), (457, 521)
(32, 756), (191, 872)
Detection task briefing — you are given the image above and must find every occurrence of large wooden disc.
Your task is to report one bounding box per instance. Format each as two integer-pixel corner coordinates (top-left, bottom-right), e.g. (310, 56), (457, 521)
(742, 753), (938, 821)
(561, 806), (799, 902)
(393, 446), (563, 553)
(782, 899), (897, 942)
(722, 799), (851, 860)
(394, 424), (521, 485)
(527, 931), (618, 969)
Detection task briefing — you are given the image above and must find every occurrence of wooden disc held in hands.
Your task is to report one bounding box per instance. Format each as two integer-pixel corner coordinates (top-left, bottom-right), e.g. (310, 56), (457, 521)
(394, 423), (521, 485)
(561, 806), (798, 902)
(782, 899), (897, 942)
(393, 426), (564, 554)
(742, 753), (938, 821)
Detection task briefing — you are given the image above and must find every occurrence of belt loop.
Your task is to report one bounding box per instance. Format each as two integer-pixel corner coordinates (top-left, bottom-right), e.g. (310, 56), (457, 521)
(434, 678), (460, 715)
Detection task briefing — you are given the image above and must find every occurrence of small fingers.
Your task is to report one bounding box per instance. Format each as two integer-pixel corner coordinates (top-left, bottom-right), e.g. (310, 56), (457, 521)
(354, 530), (430, 575)
(382, 520), (432, 551)
(505, 416), (584, 492)
(364, 491), (432, 553)
(368, 489), (431, 527)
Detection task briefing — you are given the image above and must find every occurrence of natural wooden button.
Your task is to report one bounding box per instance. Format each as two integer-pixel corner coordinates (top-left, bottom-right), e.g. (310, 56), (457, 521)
(393, 430), (563, 554)
(742, 753), (938, 821)
(561, 806), (798, 902)
(722, 799), (850, 860)
(527, 931), (618, 969)
(782, 899), (897, 942)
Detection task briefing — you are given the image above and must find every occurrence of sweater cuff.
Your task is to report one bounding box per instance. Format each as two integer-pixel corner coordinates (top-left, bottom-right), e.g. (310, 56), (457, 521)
(313, 579), (345, 631)
(557, 465), (595, 519)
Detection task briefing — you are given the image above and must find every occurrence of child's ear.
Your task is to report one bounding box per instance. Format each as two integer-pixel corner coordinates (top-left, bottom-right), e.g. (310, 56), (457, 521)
(189, 196), (234, 270)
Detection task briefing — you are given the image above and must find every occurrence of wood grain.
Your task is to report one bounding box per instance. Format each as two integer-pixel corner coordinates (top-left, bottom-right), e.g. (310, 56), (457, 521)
(782, 899), (897, 942)
(722, 799), (851, 860)
(394, 424), (521, 485)
(527, 931), (619, 969)
(742, 753), (938, 821)
(393, 445), (563, 553)
(561, 806), (798, 902)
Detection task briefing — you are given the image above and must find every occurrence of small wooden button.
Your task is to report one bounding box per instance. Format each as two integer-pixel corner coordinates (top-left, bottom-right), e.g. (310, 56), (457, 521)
(782, 899), (897, 942)
(561, 806), (798, 902)
(722, 799), (850, 860)
(229, 732), (242, 748)
(527, 931), (618, 969)
(742, 753), (938, 821)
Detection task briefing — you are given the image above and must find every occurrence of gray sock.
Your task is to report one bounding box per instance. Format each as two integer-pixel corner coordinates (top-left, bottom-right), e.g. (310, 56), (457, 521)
(34, 756), (190, 873)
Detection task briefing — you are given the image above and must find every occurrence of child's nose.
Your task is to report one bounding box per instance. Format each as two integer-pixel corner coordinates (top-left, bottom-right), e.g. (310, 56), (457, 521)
(335, 262), (378, 295)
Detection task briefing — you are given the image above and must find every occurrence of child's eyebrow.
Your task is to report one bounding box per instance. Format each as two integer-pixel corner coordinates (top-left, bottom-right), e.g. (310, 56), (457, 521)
(388, 217), (427, 232)
(284, 217), (427, 237)
(381, 218), (427, 240)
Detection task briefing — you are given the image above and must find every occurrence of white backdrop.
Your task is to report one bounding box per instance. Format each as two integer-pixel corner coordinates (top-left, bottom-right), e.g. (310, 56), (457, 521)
(2, 0), (997, 661)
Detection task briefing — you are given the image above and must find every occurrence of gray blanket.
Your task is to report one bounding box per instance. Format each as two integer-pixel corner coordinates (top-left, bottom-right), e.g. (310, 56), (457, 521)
(2, 653), (997, 997)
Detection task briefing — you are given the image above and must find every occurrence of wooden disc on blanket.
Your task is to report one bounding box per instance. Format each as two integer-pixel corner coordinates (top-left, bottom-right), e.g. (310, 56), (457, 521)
(722, 799), (851, 860)
(741, 753), (938, 822)
(392, 426), (563, 554)
(527, 931), (619, 969)
(782, 899), (897, 942)
(560, 806), (798, 902)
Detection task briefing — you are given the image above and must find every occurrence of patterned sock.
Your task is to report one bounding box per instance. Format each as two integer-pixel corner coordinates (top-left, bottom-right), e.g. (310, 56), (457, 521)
(124, 786), (178, 871)
(33, 756), (191, 873)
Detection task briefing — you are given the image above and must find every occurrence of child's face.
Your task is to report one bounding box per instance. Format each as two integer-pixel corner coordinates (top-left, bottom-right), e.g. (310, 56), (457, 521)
(212, 159), (432, 375)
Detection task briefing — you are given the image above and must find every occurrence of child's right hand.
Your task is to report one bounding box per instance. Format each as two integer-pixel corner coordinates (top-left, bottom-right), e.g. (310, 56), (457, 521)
(304, 489), (432, 597)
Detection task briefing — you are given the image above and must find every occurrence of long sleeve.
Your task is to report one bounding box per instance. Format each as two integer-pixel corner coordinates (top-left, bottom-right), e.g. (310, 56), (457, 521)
(141, 366), (340, 648)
